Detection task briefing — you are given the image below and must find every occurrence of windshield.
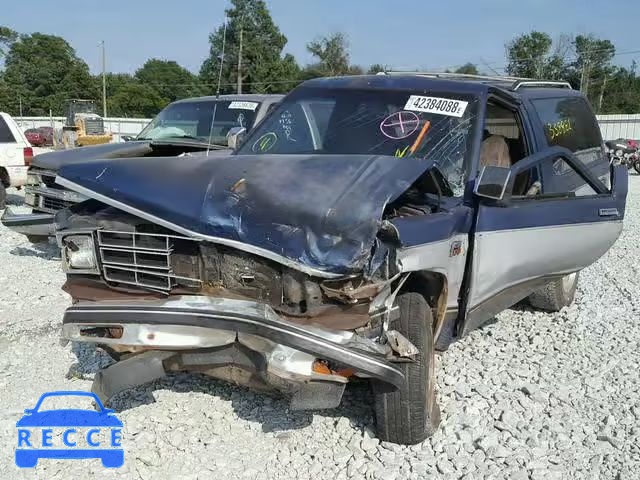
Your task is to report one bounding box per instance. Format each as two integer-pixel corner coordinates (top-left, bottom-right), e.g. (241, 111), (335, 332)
(237, 87), (479, 195)
(138, 100), (260, 145)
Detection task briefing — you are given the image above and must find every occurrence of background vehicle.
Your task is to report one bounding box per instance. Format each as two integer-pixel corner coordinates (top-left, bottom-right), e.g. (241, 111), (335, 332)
(60, 99), (113, 148)
(37, 126), (55, 147)
(605, 138), (640, 174)
(24, 128), (46, 147)
(0, 112), (52, 209)
(1, 94), (282, 241)
(54, 74), (627, 445)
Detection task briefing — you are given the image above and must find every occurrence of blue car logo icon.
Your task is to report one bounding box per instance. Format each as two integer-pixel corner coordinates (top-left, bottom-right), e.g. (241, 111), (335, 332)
(16, 391), (123, 468)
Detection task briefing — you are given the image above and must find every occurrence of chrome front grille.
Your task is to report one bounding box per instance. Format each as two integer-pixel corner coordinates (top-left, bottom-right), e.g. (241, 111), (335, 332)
(97, 230), (201, 292)
(42, 196), (75, 211)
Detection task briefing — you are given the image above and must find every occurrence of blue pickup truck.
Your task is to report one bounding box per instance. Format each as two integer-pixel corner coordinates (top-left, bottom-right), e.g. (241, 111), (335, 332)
(53, 73), (627, 445)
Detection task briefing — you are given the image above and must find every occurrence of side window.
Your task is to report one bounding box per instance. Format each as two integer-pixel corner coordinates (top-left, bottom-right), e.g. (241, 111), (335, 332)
(483, 102), (528, 164)
(532, 97), (609, 196)
(0, 117), (16, 143)
(483, 103), (536, 196)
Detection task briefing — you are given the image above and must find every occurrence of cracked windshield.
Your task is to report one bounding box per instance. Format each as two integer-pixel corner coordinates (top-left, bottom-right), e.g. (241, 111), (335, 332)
(238, 87), (479, 196)
(137, 100), (259, 146)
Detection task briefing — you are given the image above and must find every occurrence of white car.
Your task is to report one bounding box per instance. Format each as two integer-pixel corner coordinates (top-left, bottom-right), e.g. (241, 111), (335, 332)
(0, 112), (51, 208)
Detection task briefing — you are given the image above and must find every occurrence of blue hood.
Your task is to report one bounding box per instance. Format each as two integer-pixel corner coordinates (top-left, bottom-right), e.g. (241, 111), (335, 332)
(57, 154), (433, 275)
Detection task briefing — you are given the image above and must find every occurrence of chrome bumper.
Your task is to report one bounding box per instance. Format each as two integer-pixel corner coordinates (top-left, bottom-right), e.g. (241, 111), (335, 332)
(0, 207), (55, 236)
(62, 296), (404, 406)
(25, 185), (87, 214)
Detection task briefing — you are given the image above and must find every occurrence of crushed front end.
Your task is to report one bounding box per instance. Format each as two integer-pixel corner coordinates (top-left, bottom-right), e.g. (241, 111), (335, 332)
(57, 209), (410, 409)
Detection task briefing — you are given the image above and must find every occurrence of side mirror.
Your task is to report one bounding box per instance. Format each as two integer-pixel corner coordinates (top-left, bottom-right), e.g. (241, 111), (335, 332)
(474, 165), (512, 201)
(226, 127), (246, 150)
(121, 135), (134, 142)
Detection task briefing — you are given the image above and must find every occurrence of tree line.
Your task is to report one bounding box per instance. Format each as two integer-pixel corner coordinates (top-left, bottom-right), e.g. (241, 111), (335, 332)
(1, 1), (638, 117)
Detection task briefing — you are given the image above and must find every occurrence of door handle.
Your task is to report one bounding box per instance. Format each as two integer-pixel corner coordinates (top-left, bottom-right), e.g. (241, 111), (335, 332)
(599, 208), (619, 217)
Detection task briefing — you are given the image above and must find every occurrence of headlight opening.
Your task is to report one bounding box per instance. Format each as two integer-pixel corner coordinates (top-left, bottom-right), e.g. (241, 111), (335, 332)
(63, 234), (98, 271)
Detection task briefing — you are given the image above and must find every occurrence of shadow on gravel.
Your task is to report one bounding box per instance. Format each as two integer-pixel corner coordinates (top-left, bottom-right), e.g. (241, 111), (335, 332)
(5, 192), (24, 206)
(68, 343), (374, 435)
(9, 241), (60, 260)
(66, 342), (115, 380)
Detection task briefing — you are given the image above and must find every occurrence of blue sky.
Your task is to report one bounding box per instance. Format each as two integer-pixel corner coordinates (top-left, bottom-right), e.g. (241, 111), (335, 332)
(4, 0), (640, 75)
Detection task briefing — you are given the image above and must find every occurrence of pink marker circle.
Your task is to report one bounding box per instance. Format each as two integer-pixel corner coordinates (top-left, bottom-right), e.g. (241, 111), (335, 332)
(380, 111), (420, 139)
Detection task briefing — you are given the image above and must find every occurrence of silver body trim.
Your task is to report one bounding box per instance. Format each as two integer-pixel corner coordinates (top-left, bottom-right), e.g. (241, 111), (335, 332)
(468, 221), (623, 309)
(0, 207), (55, 236)
(396, 234), (469, 309)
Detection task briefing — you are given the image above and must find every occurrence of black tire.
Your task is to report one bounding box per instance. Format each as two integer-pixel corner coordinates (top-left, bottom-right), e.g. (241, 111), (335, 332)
(0, 183), (6, 210)
(634, 159), (640, 175)
(26, 235), (49, 244)
(373, 292), (440, 445)
(528, 272), (579, 312)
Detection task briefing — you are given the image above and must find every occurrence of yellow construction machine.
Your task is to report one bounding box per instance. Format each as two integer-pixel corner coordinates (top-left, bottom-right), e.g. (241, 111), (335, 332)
(60, 99), (113, 148)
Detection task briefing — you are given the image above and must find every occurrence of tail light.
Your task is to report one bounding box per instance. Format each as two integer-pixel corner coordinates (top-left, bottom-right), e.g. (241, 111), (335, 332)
(23, 147), (34, 166)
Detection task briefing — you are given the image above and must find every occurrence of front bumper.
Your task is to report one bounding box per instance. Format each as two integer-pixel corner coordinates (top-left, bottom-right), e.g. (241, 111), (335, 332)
(62, 296), (404, 408)
(25, 184), (87, 214)
(1, 207), (55, 236)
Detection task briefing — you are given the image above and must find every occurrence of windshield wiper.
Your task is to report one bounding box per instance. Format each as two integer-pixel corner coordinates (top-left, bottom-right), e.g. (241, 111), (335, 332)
(153, 136), (228, 149)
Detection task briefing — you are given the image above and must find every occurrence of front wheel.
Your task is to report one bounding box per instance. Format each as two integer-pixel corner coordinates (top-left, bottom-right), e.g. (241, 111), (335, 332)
(528, 272), (579, 312)
(372, 292), (440, 445)
(0, 183), (6, 210)
(26, 235), (49, 244)
(634, 158), (640, 175)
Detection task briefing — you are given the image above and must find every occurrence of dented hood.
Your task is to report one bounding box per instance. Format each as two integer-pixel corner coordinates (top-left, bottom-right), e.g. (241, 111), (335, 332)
(32, 141), (153, 171)
(57, 154), (433, 275)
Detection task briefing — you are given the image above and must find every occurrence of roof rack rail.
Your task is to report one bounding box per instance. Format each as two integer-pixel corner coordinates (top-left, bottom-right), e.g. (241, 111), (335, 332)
(512, 80), (572, 90)
(377, 71), (529, 82)
(376, 71), (572, 90)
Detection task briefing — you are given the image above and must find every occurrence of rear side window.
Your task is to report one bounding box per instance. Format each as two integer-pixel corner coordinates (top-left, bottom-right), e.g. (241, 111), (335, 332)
(0, 116), (16, 143)
(532, 97), (609, 194)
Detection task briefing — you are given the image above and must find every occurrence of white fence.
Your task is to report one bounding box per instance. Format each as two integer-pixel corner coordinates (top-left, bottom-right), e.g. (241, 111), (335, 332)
(14, 116), (152, 143)
(13, 114), (640, 143)
(596, 114), (640, 141)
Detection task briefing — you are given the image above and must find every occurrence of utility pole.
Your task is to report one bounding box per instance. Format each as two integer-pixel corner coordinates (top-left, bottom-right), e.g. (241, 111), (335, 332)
(18, 96), (22, 117)
(598, 75), (608, 113)
(101, 40), (107, 118)
(236, 19), (244, 94)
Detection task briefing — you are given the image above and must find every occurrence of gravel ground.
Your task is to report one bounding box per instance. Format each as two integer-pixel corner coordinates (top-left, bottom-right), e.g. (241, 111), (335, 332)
(0, 178), (639, 480)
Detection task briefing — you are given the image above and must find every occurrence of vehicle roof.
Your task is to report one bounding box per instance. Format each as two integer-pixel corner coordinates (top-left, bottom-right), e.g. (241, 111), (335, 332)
(173, 94), (284, 104)
(301, 74), (582, 100)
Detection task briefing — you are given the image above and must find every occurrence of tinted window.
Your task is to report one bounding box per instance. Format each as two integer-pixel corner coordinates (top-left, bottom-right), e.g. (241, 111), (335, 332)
(0, 117), (16, 143)
(238, 86), (480, 196)
(137, 100), (259, 146)
(532, 97), (609, 194)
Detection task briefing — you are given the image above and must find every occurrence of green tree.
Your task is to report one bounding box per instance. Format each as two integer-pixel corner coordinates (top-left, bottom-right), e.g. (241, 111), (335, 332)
(108, 83), (166, 117)
(454, 63), (479, 75)
(305, 32), (362, 77)
(571, 35), (615, 107)
(367, 64), (387, 74)
(200, 0), (299, 94)
(0, 26), (17, 58)
(135, 59), (203, 102)
(600, 63), (640, 114)
(505, 31), (566, 79)
(2, 33), (95, 115)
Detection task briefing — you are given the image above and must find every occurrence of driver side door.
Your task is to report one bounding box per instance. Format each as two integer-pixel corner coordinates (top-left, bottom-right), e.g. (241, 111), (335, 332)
(462, 147), (627, 335)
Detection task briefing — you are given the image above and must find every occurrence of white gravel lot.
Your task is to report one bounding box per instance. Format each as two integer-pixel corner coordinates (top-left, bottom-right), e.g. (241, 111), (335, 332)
(0, 177), (639, 480)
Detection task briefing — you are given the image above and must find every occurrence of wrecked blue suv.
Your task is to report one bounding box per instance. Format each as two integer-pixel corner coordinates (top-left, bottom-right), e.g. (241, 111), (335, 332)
(53, 73), (627, 445)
